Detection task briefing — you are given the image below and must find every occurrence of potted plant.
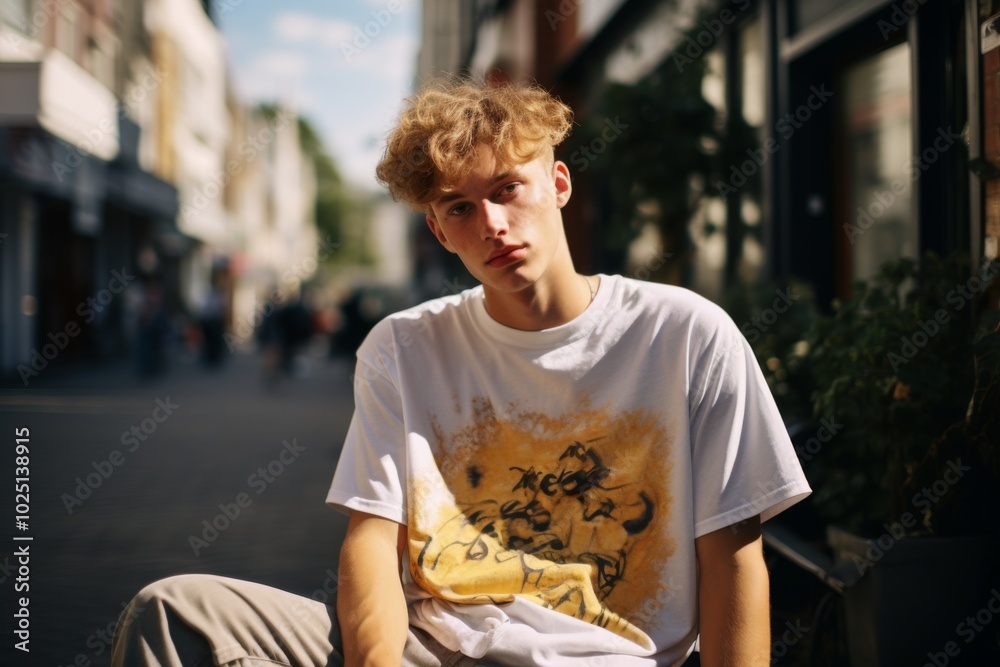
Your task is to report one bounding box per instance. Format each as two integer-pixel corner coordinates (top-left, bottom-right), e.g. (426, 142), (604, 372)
(800, 253), (1000, 666)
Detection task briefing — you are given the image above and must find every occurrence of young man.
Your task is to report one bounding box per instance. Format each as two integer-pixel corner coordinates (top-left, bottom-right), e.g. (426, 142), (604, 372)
(329, 81), (809, 665)
(111, 81), (808, 667)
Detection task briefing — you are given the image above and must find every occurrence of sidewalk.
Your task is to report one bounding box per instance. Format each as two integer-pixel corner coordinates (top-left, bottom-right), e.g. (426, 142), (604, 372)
(0, 345), (356, 666)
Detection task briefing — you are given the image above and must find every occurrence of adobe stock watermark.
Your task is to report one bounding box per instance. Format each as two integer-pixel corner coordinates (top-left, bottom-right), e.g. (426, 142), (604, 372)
(728, 418), (840, 537)
(794, 417), (842, 462)
(672, 0), (753, 72)
(844, 126), (962, 244)
(0, 554), (16, 585)
(716, 85), (834, 200)
(55, 600), (146, 667)
(216, 0), (245, 15)
(852, 459), (972, 575)
(340, 1), (406, 62)
(267, 567), (342, 652)
(224, 234), (341, 351)
(629, 245), (673, 282)
(587, 576), (683, 663)
(922, 589), (1000, 666)
(771, 617), (810, 664)
(51, 67), (166, 182)
(17, 267), (137, 386)
(569, 117), (629, 173)
(181, 108), (296, 222)
(61, 398), (180, 514)
(738, 288), (799, 345)
(188, 438), (306, 556)
(887, 257), (1000, 372)
(439, 275), (472, 297)
(544, 0), (580, 30)
(878, 0), (931, 40)
(350, 315), (432, 393)
(3, 0), (72, 49)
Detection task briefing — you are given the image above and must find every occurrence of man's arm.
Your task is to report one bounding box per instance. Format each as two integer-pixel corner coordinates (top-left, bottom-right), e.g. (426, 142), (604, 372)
(337, 510), (408, 667)
(695, 515), (771, 667)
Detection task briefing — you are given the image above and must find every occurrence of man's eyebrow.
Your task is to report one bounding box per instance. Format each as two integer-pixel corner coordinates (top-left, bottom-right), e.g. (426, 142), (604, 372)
(435, 171), (516, 205)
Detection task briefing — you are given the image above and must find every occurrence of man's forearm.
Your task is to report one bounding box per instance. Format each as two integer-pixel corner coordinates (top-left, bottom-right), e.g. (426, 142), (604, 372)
(337, 512), (409, 667)
(696, 518), (771, 667)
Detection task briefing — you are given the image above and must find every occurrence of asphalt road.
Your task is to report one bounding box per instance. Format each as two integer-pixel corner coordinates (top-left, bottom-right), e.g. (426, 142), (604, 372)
(0, 347), (355, 666)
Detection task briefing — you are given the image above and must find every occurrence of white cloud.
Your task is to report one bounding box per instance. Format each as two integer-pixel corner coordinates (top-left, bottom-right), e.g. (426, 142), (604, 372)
(231, 51), (309, 104)
(256, 51), (310, 77)
(342, 33), (417, 86)
(272, 9), (415, 85)
(242, 5), (419, 190)
(273, 12), (316, 42)
(273, 11), (354, 48)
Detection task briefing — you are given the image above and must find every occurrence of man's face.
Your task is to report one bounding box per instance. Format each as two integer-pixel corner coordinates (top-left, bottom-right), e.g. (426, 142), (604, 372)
(425, 144), (572, 295)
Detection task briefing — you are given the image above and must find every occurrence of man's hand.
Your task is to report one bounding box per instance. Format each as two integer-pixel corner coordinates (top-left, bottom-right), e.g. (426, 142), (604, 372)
(338, 511), (408, 667)
(695, 515), (770, 667)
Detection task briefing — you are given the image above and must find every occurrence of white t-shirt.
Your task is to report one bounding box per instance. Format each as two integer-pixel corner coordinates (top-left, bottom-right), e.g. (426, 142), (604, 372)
(327, 275), (811, 666)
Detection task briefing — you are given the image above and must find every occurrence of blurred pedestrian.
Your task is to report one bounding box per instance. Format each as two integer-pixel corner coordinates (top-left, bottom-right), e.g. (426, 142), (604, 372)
(135, 278), (171, 377)
(199, 273), (228, 368)
(256, 291), (283, 388)
(279, 293), (314, 376)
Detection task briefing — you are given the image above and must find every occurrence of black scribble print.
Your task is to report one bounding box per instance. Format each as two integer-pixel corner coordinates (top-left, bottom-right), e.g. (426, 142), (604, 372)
(418, 506), (500, 571)
(460, 438), (654, 601)
(622, 492), (655, 535)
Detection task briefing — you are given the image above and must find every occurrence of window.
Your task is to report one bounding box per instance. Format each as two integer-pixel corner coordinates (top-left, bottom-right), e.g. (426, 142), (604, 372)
(690, 14), (766, 299)
(840, 42), (915, 283)
(737, 15), (765, 283)
(689, 46), (727, 300)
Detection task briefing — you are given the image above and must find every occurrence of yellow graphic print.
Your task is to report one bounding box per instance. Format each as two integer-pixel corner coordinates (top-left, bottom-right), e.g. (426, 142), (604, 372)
(408, 397), (675, 649)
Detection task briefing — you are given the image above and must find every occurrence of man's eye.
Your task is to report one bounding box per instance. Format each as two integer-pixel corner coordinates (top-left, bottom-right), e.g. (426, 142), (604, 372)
(449, 203), (471, 216)
(498, 183), (519, 197)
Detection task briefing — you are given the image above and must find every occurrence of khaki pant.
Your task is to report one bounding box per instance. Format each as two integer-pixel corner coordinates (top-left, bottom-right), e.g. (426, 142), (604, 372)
(110, 574), (488, 667)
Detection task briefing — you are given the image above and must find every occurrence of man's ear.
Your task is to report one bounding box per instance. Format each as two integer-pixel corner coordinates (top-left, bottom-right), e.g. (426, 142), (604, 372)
(425, 213), (456, 253)
(553, 160), (572, 209)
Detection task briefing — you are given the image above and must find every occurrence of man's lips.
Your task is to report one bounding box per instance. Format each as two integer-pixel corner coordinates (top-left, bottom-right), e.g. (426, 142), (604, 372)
(486, 245), (527, 267)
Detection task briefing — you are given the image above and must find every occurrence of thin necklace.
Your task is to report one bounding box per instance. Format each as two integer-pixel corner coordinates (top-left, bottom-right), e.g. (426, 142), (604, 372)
(582, 274), (594, 304)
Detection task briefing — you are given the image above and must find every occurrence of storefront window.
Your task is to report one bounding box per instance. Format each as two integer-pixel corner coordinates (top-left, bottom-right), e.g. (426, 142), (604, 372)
(738, 14), (764, 284)
(842, 42), (915, 283)
(690, 15), (765, 299)
(689, 46), (726, 299)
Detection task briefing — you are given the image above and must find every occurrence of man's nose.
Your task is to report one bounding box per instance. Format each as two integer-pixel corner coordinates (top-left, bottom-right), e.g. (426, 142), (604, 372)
(479, 201), (508, 240)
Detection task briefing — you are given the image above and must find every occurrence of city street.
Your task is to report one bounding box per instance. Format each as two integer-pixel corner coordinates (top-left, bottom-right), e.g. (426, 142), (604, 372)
(0, 346), (355, 666)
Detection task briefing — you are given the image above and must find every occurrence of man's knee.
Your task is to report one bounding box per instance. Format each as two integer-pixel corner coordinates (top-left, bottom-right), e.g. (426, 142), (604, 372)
(132, 574), (217, 607)
(112, 575), (221, 666)
(122, 573), (228, 630)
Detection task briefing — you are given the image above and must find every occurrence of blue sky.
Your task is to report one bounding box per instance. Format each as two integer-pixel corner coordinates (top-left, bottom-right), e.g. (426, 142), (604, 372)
(217, 1), (420, 192)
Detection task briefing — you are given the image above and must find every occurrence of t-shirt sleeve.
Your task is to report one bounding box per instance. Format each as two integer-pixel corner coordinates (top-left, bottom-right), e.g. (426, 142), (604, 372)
(688, 307), (811, 538)
(326, 332), (408, 525)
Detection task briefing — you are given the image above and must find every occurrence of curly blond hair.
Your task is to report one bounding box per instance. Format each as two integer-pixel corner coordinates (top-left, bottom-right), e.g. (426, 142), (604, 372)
(375, 80), (574, 210)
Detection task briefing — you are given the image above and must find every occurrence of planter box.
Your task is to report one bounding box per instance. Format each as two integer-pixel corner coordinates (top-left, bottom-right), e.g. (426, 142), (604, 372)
(827, 526), (1000, 667)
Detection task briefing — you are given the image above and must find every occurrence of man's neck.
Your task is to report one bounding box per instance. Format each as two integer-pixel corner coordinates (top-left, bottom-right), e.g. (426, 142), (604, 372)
(482, 258), (597, 331)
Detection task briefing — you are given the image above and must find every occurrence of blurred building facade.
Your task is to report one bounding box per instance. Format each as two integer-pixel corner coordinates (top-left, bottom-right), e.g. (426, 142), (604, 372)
(420, 0), (1000, 308)
(0, 0), (320, 379)
(224, 102), (318, 344)
(0, 0), (179, 375)
(145, 0), (231, 315)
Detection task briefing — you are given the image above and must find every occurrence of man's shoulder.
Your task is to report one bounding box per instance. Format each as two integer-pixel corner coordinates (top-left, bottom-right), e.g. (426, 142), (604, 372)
(612, 275), (733, 325)
(359, 288), (482, 355)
